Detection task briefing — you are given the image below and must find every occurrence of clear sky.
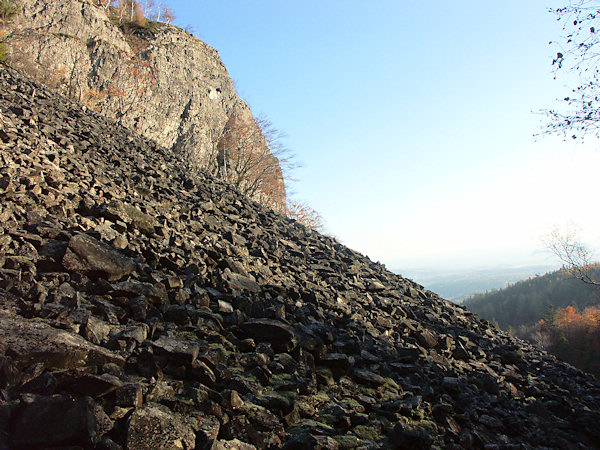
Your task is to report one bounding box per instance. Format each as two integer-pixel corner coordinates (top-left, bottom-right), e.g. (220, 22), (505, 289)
(167, 0), (600, 272)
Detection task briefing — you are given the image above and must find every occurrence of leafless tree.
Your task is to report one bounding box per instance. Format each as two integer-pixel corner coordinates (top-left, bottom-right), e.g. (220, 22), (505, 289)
(542, 1), (600, 139)
(217, 108), (297, 212)
(544, 225), (600, 286)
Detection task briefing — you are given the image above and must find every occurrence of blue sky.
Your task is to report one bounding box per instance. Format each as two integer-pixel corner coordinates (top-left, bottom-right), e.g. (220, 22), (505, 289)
(167, 1), (600, 272)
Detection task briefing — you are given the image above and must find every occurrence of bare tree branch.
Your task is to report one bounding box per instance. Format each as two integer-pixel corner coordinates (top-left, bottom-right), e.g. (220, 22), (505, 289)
(541, 1), (600, 140)
(544, 225), (600, 286)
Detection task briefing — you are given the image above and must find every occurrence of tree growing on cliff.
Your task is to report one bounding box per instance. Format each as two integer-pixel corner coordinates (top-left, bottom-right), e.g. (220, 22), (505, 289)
(217, 109), (295, 213)
(286, 199), (324, 231)
(111, 47), (157, 123)
(0, 0), (16, 28)
(543, 1), (600, 139)
(98, 0), (174, 26)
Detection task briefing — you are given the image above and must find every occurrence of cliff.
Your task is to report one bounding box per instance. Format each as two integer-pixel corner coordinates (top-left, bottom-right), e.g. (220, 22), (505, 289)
(1, 65), (600, 448)
(3, 0), (286, 212)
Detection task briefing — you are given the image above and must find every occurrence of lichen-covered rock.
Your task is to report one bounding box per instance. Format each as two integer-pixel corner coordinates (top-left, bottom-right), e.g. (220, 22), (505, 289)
(126, 403), (196, 450)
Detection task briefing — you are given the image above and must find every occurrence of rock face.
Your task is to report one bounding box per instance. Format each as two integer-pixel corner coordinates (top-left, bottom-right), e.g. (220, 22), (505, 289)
(4, 0), (285, 211)
(1, 66), (600, 448)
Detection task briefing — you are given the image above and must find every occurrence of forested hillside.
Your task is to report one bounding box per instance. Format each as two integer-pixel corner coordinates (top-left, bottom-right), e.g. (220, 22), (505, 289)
(464, 266), (600, 375)
(464, 266), (600, 329)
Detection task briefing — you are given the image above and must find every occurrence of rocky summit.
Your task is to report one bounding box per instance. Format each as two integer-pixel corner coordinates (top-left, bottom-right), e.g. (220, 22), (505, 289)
(1, 65), (600, 449)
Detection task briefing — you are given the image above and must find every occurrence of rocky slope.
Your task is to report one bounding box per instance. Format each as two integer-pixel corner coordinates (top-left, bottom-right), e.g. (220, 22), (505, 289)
(1, 65), (600, 449)
(4, 0), (285, 211)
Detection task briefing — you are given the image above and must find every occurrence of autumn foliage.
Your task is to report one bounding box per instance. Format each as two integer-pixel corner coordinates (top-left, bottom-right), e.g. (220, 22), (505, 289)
(540, 304), (600, 375)
(217, 108), (289, 213)
(98, 0), (174, 26)
(286, 200), (324, 231)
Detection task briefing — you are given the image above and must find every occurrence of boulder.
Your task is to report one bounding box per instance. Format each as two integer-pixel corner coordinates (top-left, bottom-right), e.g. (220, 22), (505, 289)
(240, 319), (298, 353)
(0, 313), (125, 373)
(62, 233), (135, 281)
(10, 395), (97, 448)
(127, 403), (196, 450)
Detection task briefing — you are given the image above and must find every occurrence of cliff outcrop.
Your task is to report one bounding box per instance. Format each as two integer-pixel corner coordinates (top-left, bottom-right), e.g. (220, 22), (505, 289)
(3, 0), (285, 211)
(1, 65), (600, 448)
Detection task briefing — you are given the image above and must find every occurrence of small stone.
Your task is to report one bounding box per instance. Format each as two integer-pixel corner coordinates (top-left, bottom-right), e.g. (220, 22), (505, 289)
(353, 368), (386, 386)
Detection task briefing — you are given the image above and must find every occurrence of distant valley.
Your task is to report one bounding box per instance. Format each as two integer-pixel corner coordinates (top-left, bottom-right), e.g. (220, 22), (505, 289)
(397, 264), (556, 302)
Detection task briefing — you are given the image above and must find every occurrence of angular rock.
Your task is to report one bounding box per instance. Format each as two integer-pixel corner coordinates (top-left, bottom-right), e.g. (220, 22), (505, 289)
(101, 201), (157, 235)
(283, 432), (340, 449)
(127, 403), (196, 450)
(318, 353), (350, 378)
(151, 335), (200, 365)
(225, 270), (261, 293)
(389, 421), (434, 449)
(208, 439), (257, 450)
(240, 319), (298, 353)
(0, 313), (125, 371)
(62, 233), (135, 281)
(353, 368), (386, 386)
(10, 395), (97, 448)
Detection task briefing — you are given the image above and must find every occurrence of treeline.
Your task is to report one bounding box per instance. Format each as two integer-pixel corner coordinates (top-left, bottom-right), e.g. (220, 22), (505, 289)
(464, 266), (600, 376)
(97, 0), (175, 26)
(463, 266), (600, 329)
(540, 305), (600, 376)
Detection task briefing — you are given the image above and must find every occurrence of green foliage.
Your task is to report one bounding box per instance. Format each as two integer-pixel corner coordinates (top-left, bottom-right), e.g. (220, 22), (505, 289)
(0, 42), (7, 62)
(117, 18), (163, 39)
(463, 266), (600, 329)
(0, 0), (17, 21)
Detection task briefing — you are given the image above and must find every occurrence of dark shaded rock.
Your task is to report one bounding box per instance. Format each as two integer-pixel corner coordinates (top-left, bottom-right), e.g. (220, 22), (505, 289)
(111, 280), (168, 304)
(395, 347), (421, 363)
(192, 360), (217, 387)
(240, 319), (298, 353)
(62, 233), (135, 281)
(283, 432), (340, 449)
(115, 383), (143, 407)
(389, 421), (433, 449)
(353, 369), (386, 386)
(318, 353), (350, 378)
(10, 395), (97, 448)
(56, 372), (123, 398)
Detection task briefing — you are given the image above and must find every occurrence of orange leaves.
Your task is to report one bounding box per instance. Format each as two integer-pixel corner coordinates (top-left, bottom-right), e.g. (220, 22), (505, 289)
(286, 200), (323, 231)
(556, 305), (580, 328)
(554, 304), (600, 332)
(216, 108), (289, 212)
(542, 303), (600, 375)
(106, 49), (156, 122)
